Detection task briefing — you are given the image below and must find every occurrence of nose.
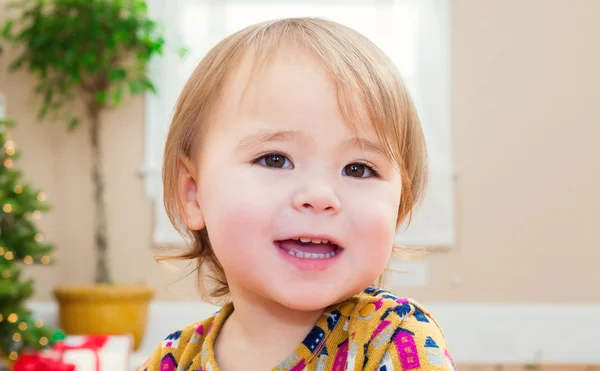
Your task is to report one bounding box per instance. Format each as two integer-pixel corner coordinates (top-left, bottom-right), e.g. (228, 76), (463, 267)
(292, 181), (341, 214)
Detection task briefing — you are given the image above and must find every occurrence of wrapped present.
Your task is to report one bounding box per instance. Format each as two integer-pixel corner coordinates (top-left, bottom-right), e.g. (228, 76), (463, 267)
(13, 353), (75, 371)
(45, 335), (132, 371)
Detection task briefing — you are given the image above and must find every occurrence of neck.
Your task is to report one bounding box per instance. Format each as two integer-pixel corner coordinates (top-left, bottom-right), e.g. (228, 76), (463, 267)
(215, 287), (324, 368)
(229, 287), (323, 343)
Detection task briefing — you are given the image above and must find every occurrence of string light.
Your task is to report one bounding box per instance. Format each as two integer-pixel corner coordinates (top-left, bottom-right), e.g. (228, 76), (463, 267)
(4, 251), (14, 260)
(3, 158), (13, 168)
(8, 352), (18, 361)
(35, 320), (44, 328)
(3, 203), (12, 213)
(37, 192), (46, 201)
(39, 336), (48, 346)
(12, 333), (21, 342)
(32, 210), (42, 219)
(34, 233), (43, 242)
(0, 314), (4, 322)
(0, 246), (4, 255)
(7, 313), (18, 323)
(23, 256), (33, 265)
(41, 255), (51, 264)
(13, 185), (22, 194)
(2, 269), (10, 278)
(18, 322), (28, 331)
(5, 140), (15, 156)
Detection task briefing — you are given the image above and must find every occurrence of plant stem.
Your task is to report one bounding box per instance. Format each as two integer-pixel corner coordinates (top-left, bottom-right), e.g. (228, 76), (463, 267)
(88, 102), (110, 284)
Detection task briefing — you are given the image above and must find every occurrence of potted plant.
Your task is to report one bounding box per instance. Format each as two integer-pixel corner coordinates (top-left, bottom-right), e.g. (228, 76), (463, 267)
(1, 0), (174, 350)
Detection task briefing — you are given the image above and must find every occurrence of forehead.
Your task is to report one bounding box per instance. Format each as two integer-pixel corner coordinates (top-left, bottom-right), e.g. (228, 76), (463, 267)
(215, 49), (376, 139)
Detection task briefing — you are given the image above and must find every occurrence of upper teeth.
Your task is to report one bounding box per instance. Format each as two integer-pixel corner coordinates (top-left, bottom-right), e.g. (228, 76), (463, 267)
(295, 237), (329, 244)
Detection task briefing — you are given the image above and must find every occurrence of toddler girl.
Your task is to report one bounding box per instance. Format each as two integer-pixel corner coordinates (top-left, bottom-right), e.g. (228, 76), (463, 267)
(141, 17), (456, 371)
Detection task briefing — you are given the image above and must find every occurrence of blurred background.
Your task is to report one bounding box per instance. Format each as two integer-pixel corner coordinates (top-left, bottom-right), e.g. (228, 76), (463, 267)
(0, 0), (598, 370)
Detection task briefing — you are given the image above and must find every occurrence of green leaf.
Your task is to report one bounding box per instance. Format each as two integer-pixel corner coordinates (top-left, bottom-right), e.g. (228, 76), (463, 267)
(8, 57), (24, 71)
(112, 87), (123, 106)
(37, 102), (51, 121)
(1, 20), (15, 39)
(177, 47), (188, 58)
(68, 118), (80, 131)
(142, 78), (157, 94)
(96, 90), (107, 104)
(0, 120), (16, 128)
(152, 37), (165, 53)
(134, 0), (148, 13)
(109, 68), (127, 82)
(128, 80), (143, 94)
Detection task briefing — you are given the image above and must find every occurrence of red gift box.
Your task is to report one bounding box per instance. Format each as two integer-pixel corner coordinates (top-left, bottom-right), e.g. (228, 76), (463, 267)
(13, 353), (75, 371)
(52, 336), (109, 371)
(41, 335), (132, 371)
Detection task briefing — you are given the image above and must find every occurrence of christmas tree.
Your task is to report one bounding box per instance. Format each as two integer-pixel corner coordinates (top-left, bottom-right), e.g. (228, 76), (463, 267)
(0, 119), (63, 363)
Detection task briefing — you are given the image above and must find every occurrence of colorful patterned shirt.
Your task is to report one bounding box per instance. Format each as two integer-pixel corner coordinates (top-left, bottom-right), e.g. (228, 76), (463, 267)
(140, 287), (456, 370)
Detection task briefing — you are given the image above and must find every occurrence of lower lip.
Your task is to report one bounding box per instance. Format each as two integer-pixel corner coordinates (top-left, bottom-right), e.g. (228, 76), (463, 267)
(274, 242), (342, 272)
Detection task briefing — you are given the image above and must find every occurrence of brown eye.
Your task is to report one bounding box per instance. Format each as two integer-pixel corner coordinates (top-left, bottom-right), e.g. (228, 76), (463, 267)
(343, 163), (376, 178)
(265, 155), (284, 168)
(257, 154), (292, 169)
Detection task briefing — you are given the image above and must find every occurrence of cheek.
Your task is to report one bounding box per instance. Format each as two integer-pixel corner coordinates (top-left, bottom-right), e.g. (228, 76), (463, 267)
(356, 201), (399, 281)
(351, 201), (398, 247)
(347, 183), (401, 257)
(197, 164), (281, 256)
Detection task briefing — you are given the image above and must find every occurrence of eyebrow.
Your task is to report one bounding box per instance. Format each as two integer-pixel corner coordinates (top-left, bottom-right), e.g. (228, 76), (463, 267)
(341, 137), (387, 157)
(236, 129), (386, 157)
(236, 130), (310, 152)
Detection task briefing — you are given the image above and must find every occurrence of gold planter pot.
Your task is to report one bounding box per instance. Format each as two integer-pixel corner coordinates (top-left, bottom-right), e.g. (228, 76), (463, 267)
(53, 285), (154, 351)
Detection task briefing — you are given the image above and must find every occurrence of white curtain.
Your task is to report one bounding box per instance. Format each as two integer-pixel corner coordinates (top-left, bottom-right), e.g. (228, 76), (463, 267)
(143, 0), (454, 247)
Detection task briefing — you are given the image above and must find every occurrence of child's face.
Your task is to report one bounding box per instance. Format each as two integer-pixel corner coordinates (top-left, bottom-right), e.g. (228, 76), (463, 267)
(185, 51), (402, 310)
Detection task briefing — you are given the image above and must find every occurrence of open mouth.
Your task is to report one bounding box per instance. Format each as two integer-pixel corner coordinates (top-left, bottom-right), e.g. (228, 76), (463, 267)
(275, 237), (342, 260)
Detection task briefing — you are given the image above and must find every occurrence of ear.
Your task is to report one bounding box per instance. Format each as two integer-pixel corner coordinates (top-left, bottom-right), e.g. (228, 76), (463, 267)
(178, 156), (205, 230)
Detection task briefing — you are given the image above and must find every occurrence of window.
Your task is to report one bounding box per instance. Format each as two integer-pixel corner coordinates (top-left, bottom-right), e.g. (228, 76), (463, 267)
(143, 0), (454, 247)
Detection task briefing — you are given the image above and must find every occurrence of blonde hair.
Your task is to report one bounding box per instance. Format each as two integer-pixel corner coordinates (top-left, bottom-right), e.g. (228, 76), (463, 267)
(159, 17), (427, 302)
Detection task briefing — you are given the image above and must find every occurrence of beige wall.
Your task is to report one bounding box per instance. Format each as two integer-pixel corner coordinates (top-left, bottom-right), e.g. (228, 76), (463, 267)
(0, 0), (598, 303)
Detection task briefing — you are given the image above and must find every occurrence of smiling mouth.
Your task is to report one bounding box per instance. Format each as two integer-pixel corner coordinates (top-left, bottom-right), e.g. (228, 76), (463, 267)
(275, 237), (342, 260)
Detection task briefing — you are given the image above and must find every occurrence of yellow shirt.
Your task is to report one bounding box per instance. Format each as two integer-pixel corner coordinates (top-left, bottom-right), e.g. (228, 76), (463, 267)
(139, 287), (456, 370)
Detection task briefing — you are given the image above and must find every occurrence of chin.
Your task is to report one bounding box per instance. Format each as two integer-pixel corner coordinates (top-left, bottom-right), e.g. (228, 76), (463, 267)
(265, 281), (360, 312)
